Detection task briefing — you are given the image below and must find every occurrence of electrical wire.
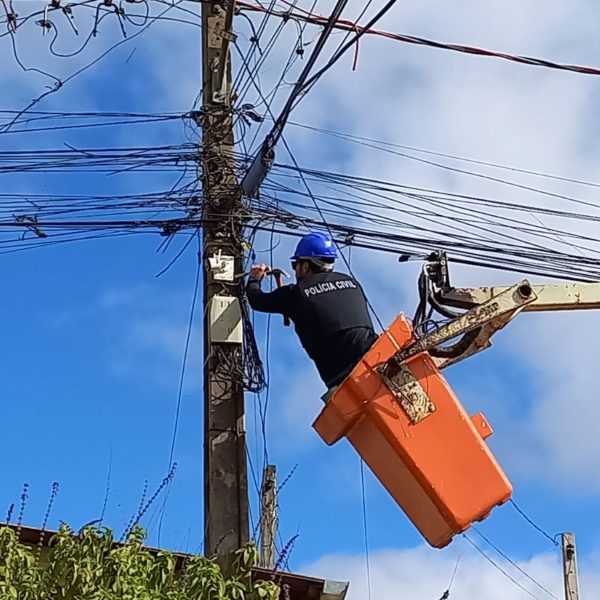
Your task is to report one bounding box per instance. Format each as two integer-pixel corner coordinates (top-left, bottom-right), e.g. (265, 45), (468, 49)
(472, 527), (559, 600)
(297, 0), (397, 96)
(286, 120), (600, 191)
(157, 235), (201, 546)
(237, 1), (600, 77)
(256, 0), (352, 151)
(510, 500), (560, 548)
(463, 534), (544, 600)
(359, 458), (372, 600)
(1, 0), (187, 134)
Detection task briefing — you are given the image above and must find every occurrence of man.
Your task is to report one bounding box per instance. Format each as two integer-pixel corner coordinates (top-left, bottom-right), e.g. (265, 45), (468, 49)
(246, 231), (378, 389)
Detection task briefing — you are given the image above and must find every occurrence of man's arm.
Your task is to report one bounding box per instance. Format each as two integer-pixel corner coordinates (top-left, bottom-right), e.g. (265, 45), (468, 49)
(246, 264), (295, 315)
(246, 278), (295, 315)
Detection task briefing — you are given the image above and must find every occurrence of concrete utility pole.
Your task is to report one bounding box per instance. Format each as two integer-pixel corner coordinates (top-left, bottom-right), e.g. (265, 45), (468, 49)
(259, 465), (278, 569)
(561, 533), (580, 600)
(201, 0), (249, 564)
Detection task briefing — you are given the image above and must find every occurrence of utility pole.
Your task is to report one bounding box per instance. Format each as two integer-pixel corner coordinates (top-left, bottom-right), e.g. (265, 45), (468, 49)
(259, 465), (278, 569)
(561, 533), (580, 600)
(201, 0), (249, 565)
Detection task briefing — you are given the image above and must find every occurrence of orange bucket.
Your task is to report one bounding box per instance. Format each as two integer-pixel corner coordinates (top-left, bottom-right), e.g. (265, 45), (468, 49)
(313, 313), (512, 548)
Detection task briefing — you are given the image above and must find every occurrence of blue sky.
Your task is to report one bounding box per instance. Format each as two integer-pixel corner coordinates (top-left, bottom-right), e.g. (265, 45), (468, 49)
(1, 1), (600, 598)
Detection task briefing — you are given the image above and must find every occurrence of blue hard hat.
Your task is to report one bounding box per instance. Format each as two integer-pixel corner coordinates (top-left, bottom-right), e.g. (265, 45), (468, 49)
(291, 232), (338, 260)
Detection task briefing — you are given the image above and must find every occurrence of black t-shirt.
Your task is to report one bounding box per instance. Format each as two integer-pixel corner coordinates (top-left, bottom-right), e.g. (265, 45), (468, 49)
(246, 272), (378, 387)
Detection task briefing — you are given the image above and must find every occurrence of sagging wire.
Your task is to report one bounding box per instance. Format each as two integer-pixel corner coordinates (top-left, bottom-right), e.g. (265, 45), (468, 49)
(463, 534), (544, 600)
(238, 0), (600, 77)
(509, 499), (560, 548)
(359, 458), (372, 600)
(123, 0), (149, 27)
(240, 292), (268, 393)
(472, 527), (559, 600)
(436, 556), (461, 599)
(157, 238), (202, 546)
(7, 18), (62, 89)
(1, 0), (184, 134)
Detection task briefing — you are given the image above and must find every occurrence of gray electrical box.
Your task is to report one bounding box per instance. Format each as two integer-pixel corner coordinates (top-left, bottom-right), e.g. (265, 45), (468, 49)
(209, 295), (243, 344)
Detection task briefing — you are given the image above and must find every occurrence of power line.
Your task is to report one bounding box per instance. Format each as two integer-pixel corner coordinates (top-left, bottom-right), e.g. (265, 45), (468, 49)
(297, 0), (397, 95)
(463, 534), (544, 600)
(1, 0), (187, 134)
(237, 1), (600, 77)
(359, 459), (372, 600)
(472, 527), (559, 600)
(157, 237), (202, 546)
(260, 0), (352, 150)
(286, 120), (600, 191)
(510, 500), (560, 548)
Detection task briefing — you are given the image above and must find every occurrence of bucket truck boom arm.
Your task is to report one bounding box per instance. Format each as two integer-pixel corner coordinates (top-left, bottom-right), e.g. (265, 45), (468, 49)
(388, 251), (600, 371)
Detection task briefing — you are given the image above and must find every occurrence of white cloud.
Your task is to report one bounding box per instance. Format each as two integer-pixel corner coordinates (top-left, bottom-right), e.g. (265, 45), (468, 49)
(499, 311), (600, 490)
(302, 542), (600, 600)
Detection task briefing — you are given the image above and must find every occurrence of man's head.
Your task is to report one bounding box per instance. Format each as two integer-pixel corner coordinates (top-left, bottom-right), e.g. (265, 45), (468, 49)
(291, 232), (337, 281)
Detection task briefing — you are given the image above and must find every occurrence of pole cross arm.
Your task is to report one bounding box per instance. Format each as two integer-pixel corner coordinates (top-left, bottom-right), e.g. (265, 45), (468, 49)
(437, 282), (600, 312)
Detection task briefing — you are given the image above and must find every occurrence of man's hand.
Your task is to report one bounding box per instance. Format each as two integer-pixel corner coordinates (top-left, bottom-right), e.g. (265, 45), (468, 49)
(249, 264), (269, 280)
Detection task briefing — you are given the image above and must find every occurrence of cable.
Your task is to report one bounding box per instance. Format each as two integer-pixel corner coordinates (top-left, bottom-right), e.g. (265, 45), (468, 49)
(298, 0), (397, 95)
(241, 0), (320, 156)
(232, 0), (278, 97)
(437, 556), (461, 599)
(237, 1), (600, 77)
(257, 161), (600, 280)
(472, 527), (559, 600)
(510, 500), (560, 548)
(463, 534), (544, 600)
(359, 459), (372, 600)
(2, 0), (186, 134)
(286, 120), (600, 191)
(1, 141), (600, 281)
(156, 239), (201, 546)
(258, 0), (352, 151)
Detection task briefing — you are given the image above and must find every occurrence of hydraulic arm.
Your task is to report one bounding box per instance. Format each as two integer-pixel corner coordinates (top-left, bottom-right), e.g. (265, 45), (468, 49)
(394, 251), (600, 370)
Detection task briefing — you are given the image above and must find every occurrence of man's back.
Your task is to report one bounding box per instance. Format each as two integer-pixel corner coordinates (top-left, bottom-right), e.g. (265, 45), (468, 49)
(246, 271), (378, 387)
